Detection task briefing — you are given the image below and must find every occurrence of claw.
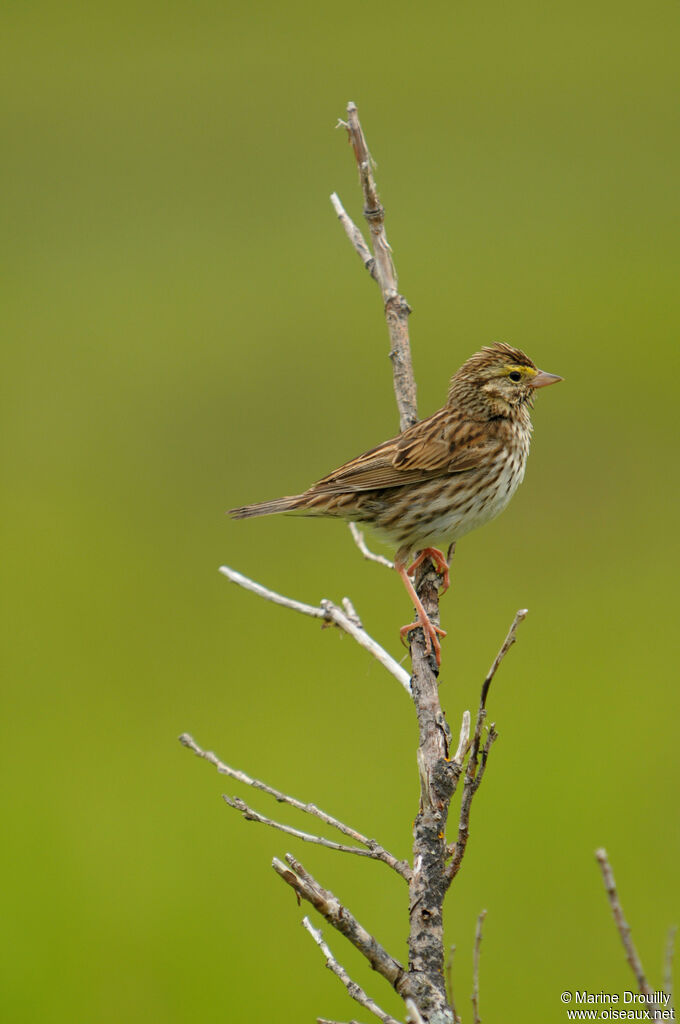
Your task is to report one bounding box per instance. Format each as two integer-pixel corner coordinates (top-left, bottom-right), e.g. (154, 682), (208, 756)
(400, 616), (447, 665)
(407, 547), (451, 594)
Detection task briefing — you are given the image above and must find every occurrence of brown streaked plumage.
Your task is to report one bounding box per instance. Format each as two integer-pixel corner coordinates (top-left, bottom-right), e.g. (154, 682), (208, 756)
(230, 343), (562, 664)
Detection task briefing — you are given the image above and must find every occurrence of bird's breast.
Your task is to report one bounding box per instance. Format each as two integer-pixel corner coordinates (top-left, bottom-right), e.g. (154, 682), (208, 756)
(364, 434), (531, 551)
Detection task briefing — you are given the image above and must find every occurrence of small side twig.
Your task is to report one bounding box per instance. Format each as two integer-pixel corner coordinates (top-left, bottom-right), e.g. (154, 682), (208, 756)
(339, 104), (399, 304)
(404, 998), (425, 1024)
(318, 1019), (365, 1024)
(479, 608), (528, 711)
(333, 101), (417, 432)
(595, 849), (655, 1001)
(445, 945), (461, 1024)
(275, 854), (408, 994)
(348, 522), (394, 570)
(330, 192), (376, 281)
(180, 733), (411, 880)
(471, 910), (487, 1024)
(341, 596), (364, 628)
(452, 711), (471, 767)
(446, 610), (527, 884)
(223, 794), (383, 860)
(664, 926), (677, 1004)
(219, 564), (411, 694)
(302, 916), (402, 1024)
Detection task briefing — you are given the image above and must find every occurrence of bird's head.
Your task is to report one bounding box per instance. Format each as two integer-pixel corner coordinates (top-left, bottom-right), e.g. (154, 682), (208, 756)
(447, 342), (562, 417)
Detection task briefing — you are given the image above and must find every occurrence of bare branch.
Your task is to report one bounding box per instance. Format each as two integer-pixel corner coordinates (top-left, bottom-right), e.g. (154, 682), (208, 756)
(446, 729), (498, 886)
(219, 563), (327, 617)
(471, 910), (487, 1024)
(340, 104), (398, 302)
(446, 610), (528, 885)
(330, 192), (377, 281)
(320, 597), (411, 694)
(341, 596), (364, 628)
(223, 794), (381, 859)
(452, 711), (471, 767)
(480, 608), (528, 711)
(302, 916), (402, 1024)
(595, 849), (655, 1001)
(665, 926), (677, 1004)
(473, 726), (498, 796)
(445, 945), (461, 1024)
(348, 522), (394, 570)
(334, 102), (417, 431)
(275, 855), (408, 995)
(179, 734), (411, 880)
(318, 1019), (366, 1024)
(404, 998), (425, 1024)
(219, 564), (411, 694)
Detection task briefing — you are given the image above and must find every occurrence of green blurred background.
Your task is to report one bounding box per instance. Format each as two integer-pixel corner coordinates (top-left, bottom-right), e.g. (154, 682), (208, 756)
(2, 1), (678, 1020)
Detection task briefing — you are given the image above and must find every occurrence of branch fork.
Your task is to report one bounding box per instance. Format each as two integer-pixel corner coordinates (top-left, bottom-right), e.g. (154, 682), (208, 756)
(218, 564), (411, 694)
(179, 733), (410, 880)
(333, 102), (417, 433)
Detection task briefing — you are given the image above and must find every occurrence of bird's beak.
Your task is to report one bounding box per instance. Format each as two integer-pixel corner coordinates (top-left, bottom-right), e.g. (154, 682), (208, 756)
(531, 369), (563, 389)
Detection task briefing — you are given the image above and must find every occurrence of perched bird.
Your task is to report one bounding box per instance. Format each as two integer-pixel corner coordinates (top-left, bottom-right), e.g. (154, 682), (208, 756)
(229, 343), (561, 664)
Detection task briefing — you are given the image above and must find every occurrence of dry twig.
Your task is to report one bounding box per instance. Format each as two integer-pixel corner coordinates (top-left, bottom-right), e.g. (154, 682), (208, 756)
(446, 609), (528, 884)
(223, 794), (385, 860)
(180, 733), (410, 880)
(404, 998), (426, 1024)
(348, 522), (394, 570)
(445, 945), (461, 1024)
(665, 926), (677, 1005)
(596, 850), (677, 1018)
(471, 910), (487, 1024)
(596, 848), (653, 998)
(218, 564), (411, 694)
(317, 1019), (365, 1024)
(330, 192), (376, 281)
(333, 101), (417, 432)
(479, 608), (528, 711)
(276, 855), (408, 993)
(302, 917), (402, 1024)
(452, 711), (471, 767)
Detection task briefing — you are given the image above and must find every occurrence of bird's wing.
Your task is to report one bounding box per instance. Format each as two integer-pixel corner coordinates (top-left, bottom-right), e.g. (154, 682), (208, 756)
(307, 410), (496, 494)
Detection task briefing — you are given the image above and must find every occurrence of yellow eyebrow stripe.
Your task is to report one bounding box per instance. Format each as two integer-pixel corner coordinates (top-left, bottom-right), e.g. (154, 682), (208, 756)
(506, 365), (537, 377)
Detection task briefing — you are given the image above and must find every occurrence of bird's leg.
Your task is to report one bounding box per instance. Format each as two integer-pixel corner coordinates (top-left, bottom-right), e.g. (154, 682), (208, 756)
(395, 555), (447, 666)
(407, 547), (451, 595)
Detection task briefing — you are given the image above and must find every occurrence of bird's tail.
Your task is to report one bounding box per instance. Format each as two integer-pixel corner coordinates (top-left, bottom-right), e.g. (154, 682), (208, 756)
(228, 494), (307, 519)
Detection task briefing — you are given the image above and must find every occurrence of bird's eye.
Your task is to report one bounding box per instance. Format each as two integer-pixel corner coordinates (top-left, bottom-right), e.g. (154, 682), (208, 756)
(508, 371), (522, 383)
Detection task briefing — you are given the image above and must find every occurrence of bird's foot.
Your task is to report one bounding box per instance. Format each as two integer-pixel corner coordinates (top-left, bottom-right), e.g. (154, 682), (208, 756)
(407, 547), (451, 594)
(400, 614), (447, 666)
(396, 554), (448, 666)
